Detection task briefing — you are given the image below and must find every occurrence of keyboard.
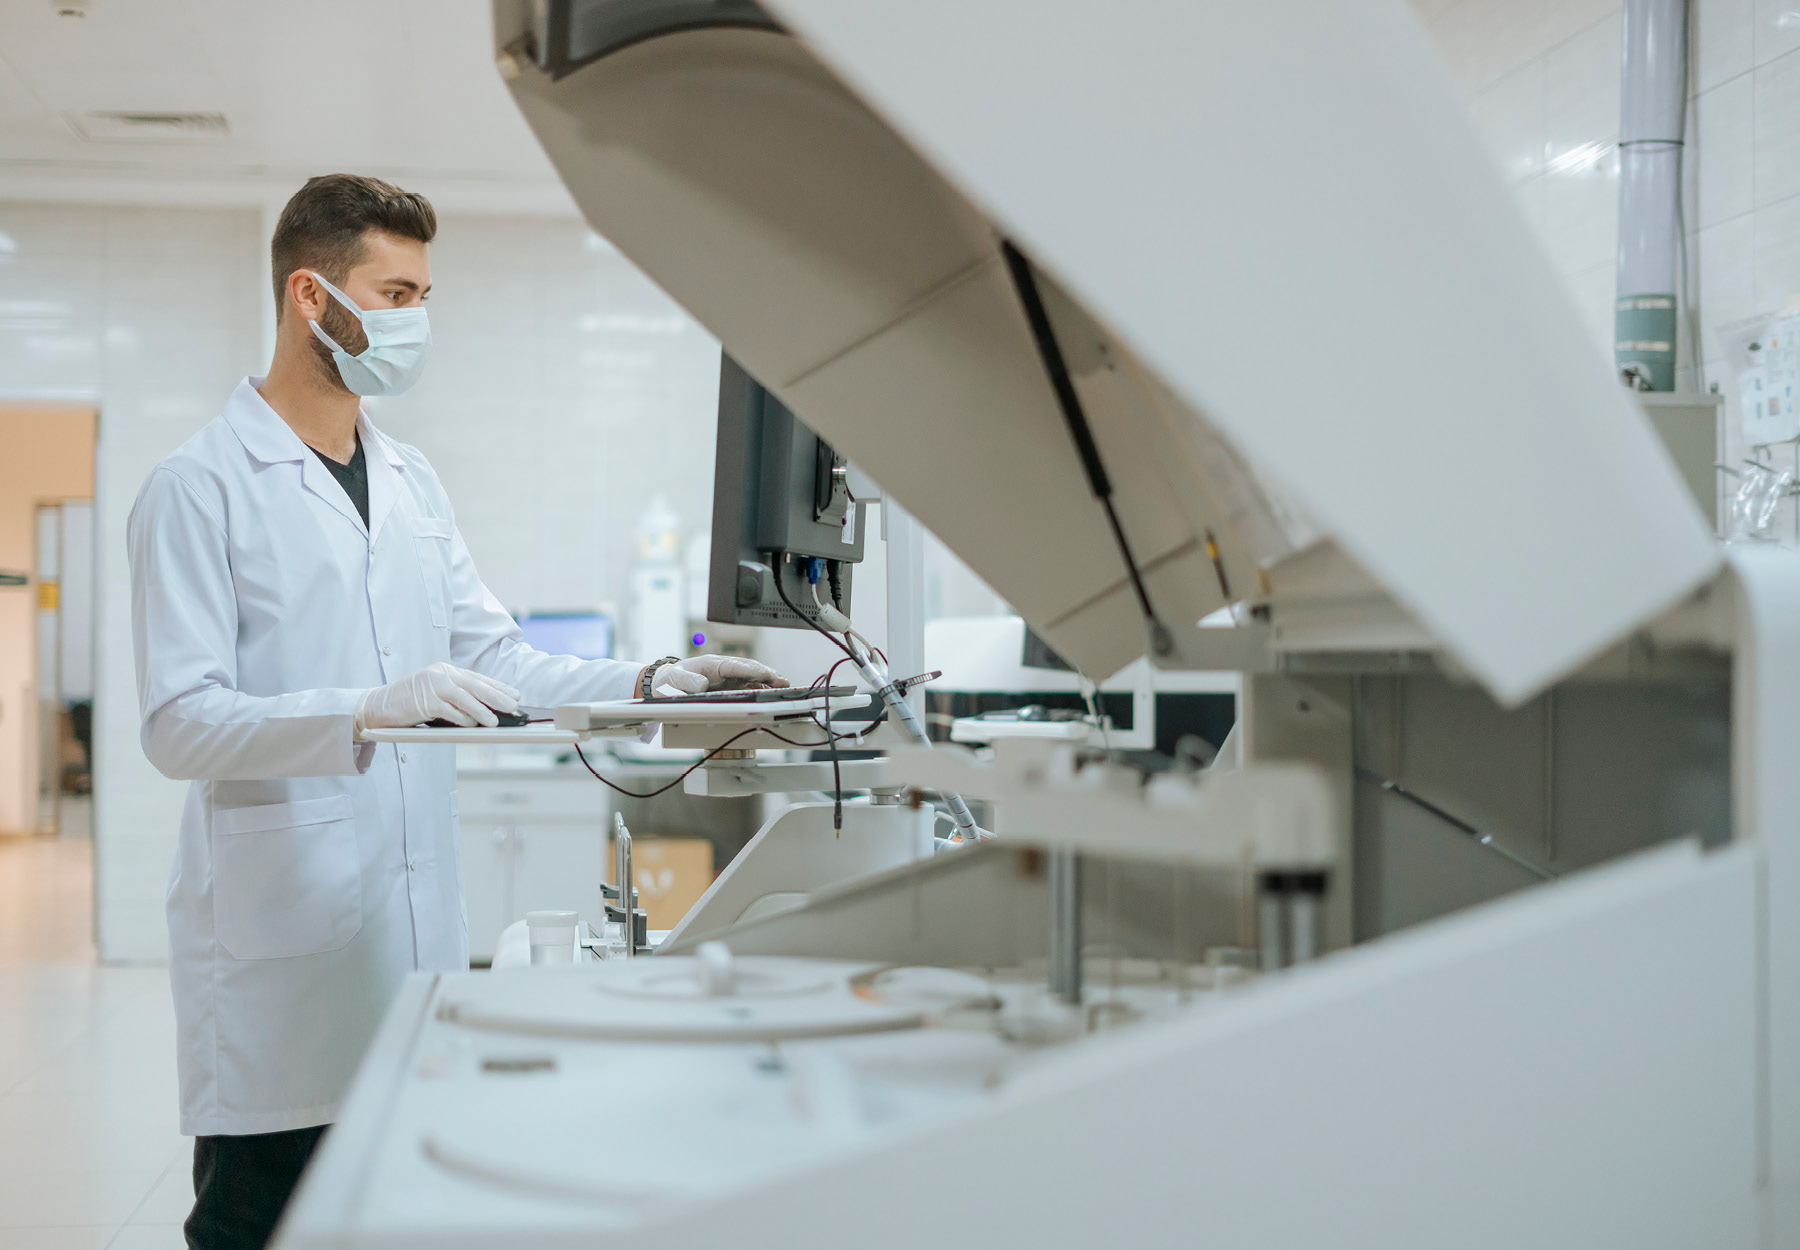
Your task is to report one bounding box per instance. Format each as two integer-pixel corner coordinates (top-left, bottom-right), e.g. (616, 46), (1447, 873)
(640, 685), (859, 705)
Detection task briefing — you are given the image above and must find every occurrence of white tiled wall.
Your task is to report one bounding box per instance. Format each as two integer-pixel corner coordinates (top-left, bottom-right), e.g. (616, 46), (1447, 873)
(1415, 0), (1800, 408)
(0, 202), (722, 963)
(1419, 3), (1628, 354)
(0, 202), (263, 963)
(370, 219), (722, 628)
(1415, 0), (1800, 536)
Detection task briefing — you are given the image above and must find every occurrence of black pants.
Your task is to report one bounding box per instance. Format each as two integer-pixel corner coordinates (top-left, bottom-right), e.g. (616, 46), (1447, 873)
(186, 1124), (329, 1250)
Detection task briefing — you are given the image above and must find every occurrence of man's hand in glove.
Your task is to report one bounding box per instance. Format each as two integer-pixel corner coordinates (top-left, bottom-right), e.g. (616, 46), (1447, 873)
(356, 663), (521, 734)
(652, 655), (789, 696)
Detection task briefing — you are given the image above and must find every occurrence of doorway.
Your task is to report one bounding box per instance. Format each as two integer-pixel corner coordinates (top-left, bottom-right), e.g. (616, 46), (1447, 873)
(0, 406), (97, 837)
(36, 500), (95, 836)
(0, 406), (98, 964)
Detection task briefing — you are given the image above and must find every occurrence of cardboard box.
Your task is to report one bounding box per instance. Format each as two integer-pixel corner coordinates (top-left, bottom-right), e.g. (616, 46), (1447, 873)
(609, 837), (714, 930)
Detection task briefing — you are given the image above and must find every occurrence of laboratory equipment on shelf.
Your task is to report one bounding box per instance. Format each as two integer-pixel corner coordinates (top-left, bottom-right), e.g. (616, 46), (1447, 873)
(278, 2), (1794, 1247)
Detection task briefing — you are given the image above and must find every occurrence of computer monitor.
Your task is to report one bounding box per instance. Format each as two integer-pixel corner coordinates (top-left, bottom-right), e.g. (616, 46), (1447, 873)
(706, 354), (864, 629)
(517, 611), (613, 660)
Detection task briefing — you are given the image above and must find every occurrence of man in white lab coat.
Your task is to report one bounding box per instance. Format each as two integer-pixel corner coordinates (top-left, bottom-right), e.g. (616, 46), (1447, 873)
(128, 174), (782, 1250)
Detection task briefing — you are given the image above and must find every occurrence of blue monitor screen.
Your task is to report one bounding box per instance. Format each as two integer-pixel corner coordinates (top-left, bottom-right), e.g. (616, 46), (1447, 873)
(517, 612), (613, 660)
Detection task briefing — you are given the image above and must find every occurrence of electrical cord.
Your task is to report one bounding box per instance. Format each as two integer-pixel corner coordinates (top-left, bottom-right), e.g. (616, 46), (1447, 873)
(819, 659), (848, 833)
(825, 558), (847, 621)
(569, 664), (886, 833)
(773, 556), (856, 660)
(571, 722), (832, 800)
(812, 579), (885, 664)
(840, 630), (983, 841)
(773, 560), (863, 834)
(815, 654), (858, 834)
(775, 553), (981, 841)
(805, 665), (891, 747)
(812, 667), (894, 836)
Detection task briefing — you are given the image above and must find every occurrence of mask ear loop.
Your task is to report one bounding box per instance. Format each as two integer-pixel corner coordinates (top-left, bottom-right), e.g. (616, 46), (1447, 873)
(307, 319), (352, 356)
(304, 270), (363, 356)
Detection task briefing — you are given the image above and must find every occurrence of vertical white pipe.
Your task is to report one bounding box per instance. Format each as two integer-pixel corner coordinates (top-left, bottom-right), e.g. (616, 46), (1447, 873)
(881, 498), (926, 720)
(1614, 0), (1688, 391)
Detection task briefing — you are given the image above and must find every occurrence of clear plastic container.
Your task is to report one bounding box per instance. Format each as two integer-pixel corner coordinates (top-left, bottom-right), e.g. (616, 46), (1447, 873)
(525, 910), (578, 964)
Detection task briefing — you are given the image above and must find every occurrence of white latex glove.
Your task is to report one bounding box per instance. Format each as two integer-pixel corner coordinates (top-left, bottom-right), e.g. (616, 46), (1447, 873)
(355, 662), (521, 734)
(652, 654), (789, 696)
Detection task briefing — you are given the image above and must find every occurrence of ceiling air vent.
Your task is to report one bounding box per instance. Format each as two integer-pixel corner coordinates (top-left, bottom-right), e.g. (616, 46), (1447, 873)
(65, 111), (230, 144)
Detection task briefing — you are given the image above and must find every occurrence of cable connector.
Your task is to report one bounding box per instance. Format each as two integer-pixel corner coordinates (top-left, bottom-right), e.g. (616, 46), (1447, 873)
(810, 577), (856, 635)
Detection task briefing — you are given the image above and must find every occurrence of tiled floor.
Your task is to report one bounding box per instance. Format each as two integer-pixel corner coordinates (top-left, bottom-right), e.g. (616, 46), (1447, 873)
(0, 827), (190, 1249)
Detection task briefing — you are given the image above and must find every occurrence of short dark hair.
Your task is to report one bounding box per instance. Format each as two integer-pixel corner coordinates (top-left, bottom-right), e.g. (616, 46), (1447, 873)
(270, 174), (437, 319)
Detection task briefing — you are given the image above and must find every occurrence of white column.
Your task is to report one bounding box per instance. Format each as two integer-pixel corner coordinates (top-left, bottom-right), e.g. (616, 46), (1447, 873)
(882, 499), (926, 719)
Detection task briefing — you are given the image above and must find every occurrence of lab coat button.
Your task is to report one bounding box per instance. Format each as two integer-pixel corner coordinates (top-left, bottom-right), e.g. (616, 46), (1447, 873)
(400, 752), (409, 764)
(407, 859), (416, 872)
(382, 645), (392, 656)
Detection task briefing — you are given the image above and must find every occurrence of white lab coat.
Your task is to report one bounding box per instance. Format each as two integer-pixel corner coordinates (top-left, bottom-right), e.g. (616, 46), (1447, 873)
(129, 378), (640, 1136)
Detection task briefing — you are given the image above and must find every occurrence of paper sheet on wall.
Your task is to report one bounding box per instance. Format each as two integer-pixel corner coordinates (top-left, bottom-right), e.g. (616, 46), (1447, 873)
(1725, 312), (1800, 446)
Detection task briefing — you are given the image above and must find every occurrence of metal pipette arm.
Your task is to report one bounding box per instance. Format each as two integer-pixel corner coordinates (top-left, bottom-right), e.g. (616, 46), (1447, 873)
(845, 638), (981, 840)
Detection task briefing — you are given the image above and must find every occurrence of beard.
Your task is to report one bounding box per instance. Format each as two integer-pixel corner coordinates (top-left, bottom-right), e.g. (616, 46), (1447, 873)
(307, 294), (369, 396)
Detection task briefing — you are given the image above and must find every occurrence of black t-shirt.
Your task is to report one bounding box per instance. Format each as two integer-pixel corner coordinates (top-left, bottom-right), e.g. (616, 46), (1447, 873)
(308, 433), (369, 528)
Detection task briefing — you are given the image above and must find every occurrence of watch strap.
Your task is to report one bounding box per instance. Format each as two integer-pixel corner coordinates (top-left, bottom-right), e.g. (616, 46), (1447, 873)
(640, 655), (681, 699)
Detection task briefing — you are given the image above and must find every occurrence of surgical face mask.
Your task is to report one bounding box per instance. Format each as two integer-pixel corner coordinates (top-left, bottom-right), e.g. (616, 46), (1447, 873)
(306, 270), (432, 397)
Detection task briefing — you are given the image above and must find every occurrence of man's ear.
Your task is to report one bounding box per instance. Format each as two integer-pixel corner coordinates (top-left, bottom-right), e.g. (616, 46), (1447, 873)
(286, 270), (325, 323)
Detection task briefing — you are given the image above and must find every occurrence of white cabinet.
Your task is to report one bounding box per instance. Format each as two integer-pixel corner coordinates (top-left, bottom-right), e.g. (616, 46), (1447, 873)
(511, 823), (606, 928)
(459, 823), (514, 962)
(455, 771), (611, 963)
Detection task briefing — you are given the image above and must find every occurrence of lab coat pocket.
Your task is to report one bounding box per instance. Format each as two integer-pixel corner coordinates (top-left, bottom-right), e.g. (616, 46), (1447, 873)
(412, 518), (453, 629)
(212, 795), (362, 960)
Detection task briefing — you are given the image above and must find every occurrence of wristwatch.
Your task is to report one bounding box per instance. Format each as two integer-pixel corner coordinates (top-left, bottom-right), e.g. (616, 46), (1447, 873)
(640, 655), (681, 699)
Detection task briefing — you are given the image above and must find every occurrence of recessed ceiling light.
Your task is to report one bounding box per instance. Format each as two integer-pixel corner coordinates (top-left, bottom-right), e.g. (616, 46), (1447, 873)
(64, 111), (230, 144)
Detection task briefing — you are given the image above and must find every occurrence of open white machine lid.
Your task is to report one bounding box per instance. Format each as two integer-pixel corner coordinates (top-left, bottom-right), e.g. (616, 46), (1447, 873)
(496, 0), (1718, 704)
